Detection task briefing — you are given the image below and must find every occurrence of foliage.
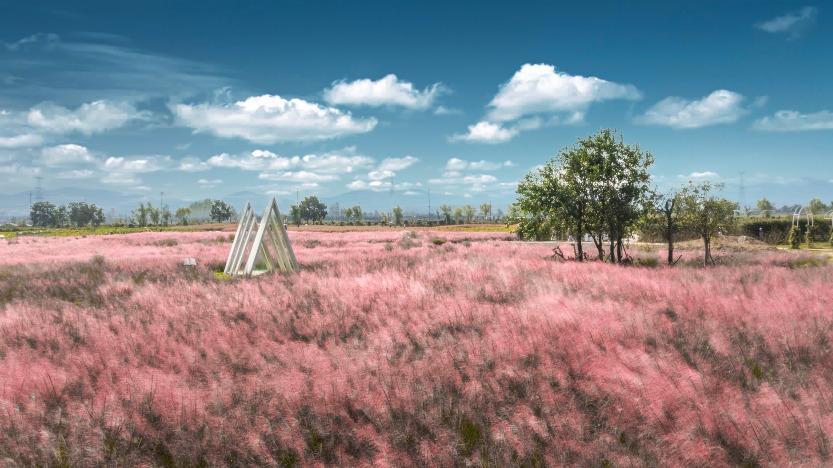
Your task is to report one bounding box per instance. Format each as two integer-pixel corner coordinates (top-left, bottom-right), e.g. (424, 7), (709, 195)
(516, 129), (654, 262)
(351, 205), (363, 223)
(175, 207), (192, 225)
(209, 199), (234, 223)
(756, 198), (775, 217)
(132, 203), (149, 227)
(31, 201), (104, 227)
(805, 224), (815, 247)
(289, 205), (302, 226)
(788, 226), (801, 249)
(807, 198), (826, 215)
(480, 203), (491, 220)
(67, 201), (105, 227)
(1, 231), (833, 465)
(439, 204), (453, 224)
(299, 196), (327, 224)
(677, 181), (737, 266)
(30, 201), (60, 227)
(463, 204), (475, 223)
(642, 189), (684, 264)
(392, 205), (403, 226)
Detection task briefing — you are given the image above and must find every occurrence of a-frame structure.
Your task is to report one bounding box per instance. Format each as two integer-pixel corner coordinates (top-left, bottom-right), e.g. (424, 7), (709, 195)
(224, 198), (298, 276)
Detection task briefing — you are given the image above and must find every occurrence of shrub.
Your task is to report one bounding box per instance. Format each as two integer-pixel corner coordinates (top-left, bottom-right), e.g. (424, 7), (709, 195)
(636, 255), (660, 268)
(431, 237), (447, 246)
(787, 226), (801, 249)
(805, 224), (815, 248)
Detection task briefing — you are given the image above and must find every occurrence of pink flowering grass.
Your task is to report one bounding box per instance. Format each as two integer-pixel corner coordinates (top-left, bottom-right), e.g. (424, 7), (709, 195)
(0, 230), (832, 465)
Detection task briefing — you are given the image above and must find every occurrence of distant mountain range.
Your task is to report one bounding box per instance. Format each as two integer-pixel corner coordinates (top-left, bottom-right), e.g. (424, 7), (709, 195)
(0, 187), (508, 222)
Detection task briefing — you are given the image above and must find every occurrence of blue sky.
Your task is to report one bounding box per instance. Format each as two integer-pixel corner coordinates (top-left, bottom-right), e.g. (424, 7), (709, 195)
(1, 0), (831, 213)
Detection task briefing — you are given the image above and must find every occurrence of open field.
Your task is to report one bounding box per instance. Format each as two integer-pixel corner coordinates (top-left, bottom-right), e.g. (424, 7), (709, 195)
(1, 230), (833, 466)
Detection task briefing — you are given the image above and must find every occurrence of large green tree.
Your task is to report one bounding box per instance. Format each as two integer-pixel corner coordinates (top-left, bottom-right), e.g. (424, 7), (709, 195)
(299, 196), (327, 223)
(210, 200), (234, 222)
(642, 189), (683, 265)
(463, 205), (475, 223)
(175, 207), (192, 225)
(439, 204), (453, 225)
(677, 181), (737, 266)
(30, 201), (59, 227)
(392, 205), (403, 226)
(807, 198), (826, 215)
(756, 197), (775, 217)
(68, 202), (105, 227)
(516, 129), (654, 262)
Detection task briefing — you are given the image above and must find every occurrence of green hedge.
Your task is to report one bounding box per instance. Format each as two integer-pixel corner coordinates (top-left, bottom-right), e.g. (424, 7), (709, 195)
(738, 218), (831, 245)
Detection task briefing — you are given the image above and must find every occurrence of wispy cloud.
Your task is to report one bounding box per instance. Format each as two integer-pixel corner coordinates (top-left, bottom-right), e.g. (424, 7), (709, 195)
(636, 90), (748, 129)
(756, 7), (818, 40)
(752, 110), (833, 132)
(445, 158), (514, 171)
(0, 33), (230, 106)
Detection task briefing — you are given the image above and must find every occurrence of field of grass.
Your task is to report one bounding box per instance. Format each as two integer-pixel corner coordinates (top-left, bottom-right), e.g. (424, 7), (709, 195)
(1, 230), (832, 465)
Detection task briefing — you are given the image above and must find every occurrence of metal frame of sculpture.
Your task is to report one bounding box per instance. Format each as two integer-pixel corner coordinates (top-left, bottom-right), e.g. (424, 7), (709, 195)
(224, 198), (298, 276)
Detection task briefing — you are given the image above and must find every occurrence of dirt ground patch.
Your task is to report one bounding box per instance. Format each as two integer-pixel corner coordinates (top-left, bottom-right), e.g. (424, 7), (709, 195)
(676, 235), (777, 252)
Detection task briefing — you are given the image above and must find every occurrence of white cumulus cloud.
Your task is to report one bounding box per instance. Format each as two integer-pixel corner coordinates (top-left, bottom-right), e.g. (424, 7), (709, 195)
(171, 94), (377, 144)
(378, 155), (419, 172)
(752, 110), (833, 132)
(450, 121), (519, 144)
(636, 90), (747, 128)
(40, 144), (97, 166)
(324, 74), (444, 109)
(0, 133), (44, 148)
(487, 63), (641, 122)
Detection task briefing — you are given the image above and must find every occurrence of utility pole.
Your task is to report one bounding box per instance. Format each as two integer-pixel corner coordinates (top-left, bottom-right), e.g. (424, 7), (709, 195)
(427, 188), (431, 223)
(738, 171), (745, 216)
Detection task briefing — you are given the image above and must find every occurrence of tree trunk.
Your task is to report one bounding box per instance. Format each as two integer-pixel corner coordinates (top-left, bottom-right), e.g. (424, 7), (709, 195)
(616, 238), (623, 263)
(608, 239), (616, 263)
(703, 237), (711, 267)
(667, 230), (674, 265)
(576, 222), (584, 262)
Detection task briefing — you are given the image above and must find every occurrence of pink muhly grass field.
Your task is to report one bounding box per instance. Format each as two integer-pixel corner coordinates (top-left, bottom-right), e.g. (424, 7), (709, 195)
(1, 230), (832, 466)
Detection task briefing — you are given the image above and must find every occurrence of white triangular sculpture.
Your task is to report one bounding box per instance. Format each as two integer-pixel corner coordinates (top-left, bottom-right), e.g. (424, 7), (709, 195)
(224, 198), (298, 276)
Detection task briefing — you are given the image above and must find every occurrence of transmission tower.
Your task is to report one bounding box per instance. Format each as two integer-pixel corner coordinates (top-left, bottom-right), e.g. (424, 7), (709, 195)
(427, 188), (431, 222)
(35, 176), (44, 201)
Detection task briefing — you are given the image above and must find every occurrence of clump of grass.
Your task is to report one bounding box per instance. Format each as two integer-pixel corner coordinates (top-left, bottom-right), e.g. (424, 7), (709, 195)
(154, 238), (178, 247)
(398, 233), (422, 250)
(636, 255), (660, 268)
(213, 271), (233, 281)
(431, 237), (447, 246)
